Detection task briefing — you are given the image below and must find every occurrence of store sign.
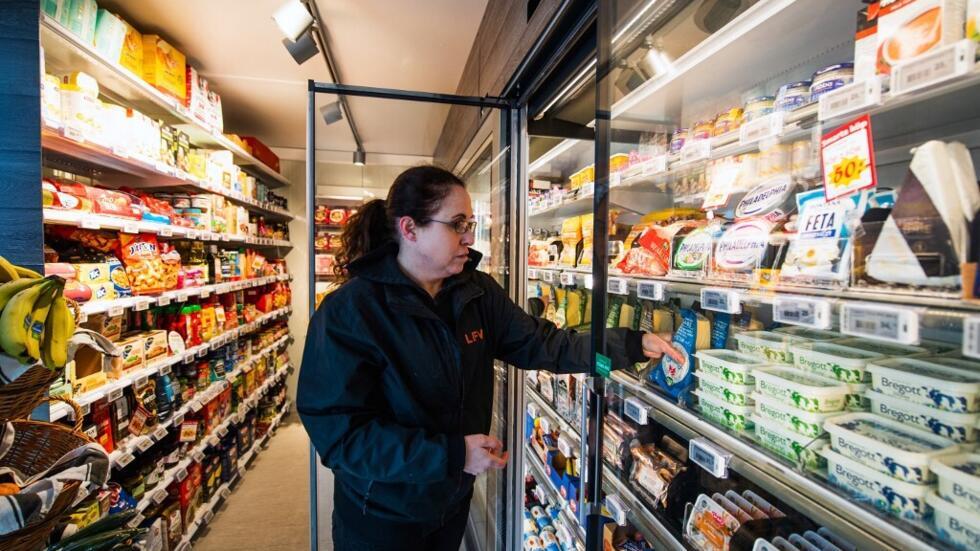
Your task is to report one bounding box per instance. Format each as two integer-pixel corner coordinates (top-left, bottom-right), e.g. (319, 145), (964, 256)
(821, 114), (876, 202)
(818, 79), (882, 121)
(700, 288), (741, 314)
(773, 296), (832, 330)
(636, 280), (664, 301)
(964, 317), (980, 360)
(623, 397), (649, 425)
(891, 39), (976, 97)
(690, 437), (731, 479)
(739, 111), (784, 146)
(840, 302), (920, 345)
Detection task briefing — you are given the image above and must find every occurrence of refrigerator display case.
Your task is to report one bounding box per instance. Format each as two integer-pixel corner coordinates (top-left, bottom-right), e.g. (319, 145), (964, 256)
(521, 1), (980, 551)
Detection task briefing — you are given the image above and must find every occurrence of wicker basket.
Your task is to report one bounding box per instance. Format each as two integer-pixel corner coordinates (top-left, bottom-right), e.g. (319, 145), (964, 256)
(0, 480), (80, 551)
(0, 364), (60, 422)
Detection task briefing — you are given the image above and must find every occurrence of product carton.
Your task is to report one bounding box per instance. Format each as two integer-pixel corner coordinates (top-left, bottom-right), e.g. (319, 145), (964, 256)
(876, 0), (967, 75)
(64, 0), (98, 44)
(93, 10), (143, 75)
(855, 2), (881, 83)
(117, 333), (146, 372)
(142, 35), (187, 101)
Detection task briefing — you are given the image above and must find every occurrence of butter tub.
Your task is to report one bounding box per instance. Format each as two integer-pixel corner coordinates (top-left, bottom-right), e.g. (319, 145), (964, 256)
(752, 392), (840, 438)
(695, 349), (769, 385)
(926, 491), (980, 551)
(867, 357), (980, 414)
(791, 341), (884, 384)
(694, 390), (754, 432)
(868, 390), (979, 444)
(754, 415), (827, 470)
(821, 447), (931, 521)
(694, 371), (755, 406)
(734, 331), (809, 364)
(754, 367), (850, 413)
(824, 412), (960, 484)
(932, 454), (980, 514)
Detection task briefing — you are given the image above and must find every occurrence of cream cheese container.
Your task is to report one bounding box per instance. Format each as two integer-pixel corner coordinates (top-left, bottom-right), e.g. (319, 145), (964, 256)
(868, 390), (979, 443)
(821, 446), (932, 521)
(824, 412), (960, 484)
(932, 453), (980, 513)
(867, 357), (980, 414)
(754, 367), (850, 413)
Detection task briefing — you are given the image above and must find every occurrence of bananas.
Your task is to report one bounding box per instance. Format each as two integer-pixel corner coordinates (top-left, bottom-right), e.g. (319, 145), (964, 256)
(25, 283), (58, 361)
(14, 266), (42, 279)
(41, 293), (74, 369)
(0, 257), (20, 283)
(0, 278), (46, 312)
(0, 278), (54, 362)
(0, 255), (73, 368)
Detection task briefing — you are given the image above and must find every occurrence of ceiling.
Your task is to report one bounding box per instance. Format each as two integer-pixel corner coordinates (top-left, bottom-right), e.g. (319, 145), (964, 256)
(100, 0), (489, 162)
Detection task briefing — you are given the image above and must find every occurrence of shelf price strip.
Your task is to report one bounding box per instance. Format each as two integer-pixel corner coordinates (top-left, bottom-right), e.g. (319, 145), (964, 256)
(840, 302), (921, 345)
(700, 287), (740, 314)
(891, 39), (977, 97)
(772, 295), (832, 330)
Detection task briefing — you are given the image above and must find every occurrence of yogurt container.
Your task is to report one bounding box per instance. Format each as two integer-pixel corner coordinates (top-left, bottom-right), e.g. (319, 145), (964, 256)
(753, 392), (841, 438)
(735, 331), (809, 364)
(754, 367), (850, 413)
(821, 447), (931, 521)
(926, 491), (980, 551)
(868, 390), (979, 444)
(754, 415), (828, 470)
(832, 337), (928, 358)
(695, 390), (754, 432)
(743, 95), (775, 122)
(867, 357), (980, 414)
(791, 341), (885, 384)
(932, 454), (980, 514)
(695, 349), (768, 385)
(775, 80), (812, 112)
(695, 371), (755, 406)
(773, 327), (843, 341)
(809, 63), (853, 100)
(824, 412), (960, 484)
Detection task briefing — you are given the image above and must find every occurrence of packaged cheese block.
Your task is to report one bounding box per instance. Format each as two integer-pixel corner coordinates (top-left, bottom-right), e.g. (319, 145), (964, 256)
(558, 216), (582, 267)
(711, 219), (774, 281)
(618, 221), (695, 276)
(566, 289), (585, 328)
(867, 141), (979, 287)
(618, 300), (636, 329)
(782, 188), (868, 285)
(142, 35), (187, 101)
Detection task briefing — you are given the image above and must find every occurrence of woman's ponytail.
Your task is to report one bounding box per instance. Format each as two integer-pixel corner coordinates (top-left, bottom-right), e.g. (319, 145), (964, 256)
(334, 199), (390, 278)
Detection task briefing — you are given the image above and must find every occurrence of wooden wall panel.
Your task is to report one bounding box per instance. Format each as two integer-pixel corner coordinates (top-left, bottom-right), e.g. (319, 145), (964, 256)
(0, 1), (43, 271)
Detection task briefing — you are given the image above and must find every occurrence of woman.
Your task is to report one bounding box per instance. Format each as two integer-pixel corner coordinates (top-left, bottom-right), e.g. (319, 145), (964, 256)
(298, 165), (679, 550)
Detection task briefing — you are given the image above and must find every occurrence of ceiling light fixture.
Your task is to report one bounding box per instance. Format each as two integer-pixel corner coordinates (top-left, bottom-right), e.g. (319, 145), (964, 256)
(319, 101), (343, 125)
(282, 30), (319, 65)
(273, 0), (314, 41)
(353, 150), (366, 166)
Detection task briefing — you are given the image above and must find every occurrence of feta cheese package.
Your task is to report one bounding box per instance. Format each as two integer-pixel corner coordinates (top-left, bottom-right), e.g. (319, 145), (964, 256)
(781, 188), (869, 286)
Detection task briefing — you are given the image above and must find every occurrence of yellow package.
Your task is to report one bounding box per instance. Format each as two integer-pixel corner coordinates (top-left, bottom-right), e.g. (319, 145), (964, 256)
(566, 290), (583, 328)
(143, 330), (168, 360)
(558, 216), (582, 267)
(118, 333), (145, 371)
(142, 35), (186, 101)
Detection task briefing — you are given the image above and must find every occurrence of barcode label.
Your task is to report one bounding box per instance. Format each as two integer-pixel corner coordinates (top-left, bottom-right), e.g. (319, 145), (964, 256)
(700, 288), (740, 314)
(636, 280), (664, 301)
(891, 39), (976, 96)
(841, 303), (919, 344)
(773, 296), (831, 329)
(739, 111), (784, 145)
(680, 140), (711, 164)
(964, 317), (980, 359)
(819, 79), (882, 121)
(608, 277), (628, 295)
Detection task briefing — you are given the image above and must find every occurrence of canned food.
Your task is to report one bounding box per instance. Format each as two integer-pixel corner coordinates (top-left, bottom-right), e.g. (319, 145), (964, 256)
(190, 195), (211, 210)
(775, 80), (812, 111)
(172, 194), (191, 209)
(743, 96), (775, 122)
(810, 63), (854, 100)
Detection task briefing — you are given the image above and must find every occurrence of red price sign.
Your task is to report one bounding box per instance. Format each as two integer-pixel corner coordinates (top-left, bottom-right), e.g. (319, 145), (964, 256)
(821, 114), (876, 201)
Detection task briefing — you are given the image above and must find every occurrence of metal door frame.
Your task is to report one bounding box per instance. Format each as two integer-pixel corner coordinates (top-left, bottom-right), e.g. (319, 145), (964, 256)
(305, 80), (521, 551)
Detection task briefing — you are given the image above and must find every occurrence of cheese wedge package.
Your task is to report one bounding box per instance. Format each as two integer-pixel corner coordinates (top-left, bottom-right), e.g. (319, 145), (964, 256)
(781, 188), (870, 286)
(648, 308), (708, 405)
(865, 141), (980, 288)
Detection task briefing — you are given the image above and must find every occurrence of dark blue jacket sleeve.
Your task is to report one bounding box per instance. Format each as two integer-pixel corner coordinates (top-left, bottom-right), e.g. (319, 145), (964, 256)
(296, 303), (465, 483)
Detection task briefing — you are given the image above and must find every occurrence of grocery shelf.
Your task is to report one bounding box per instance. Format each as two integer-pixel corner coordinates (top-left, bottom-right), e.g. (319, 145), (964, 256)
(76, 274), (290, 319)
(601, 466), (686, 551)
(524, 443), (585, 546)
(49, 312), (292, 422)
(610, 372), (944, 551)
(40, 15), (290, 189)
(44, 208), (292, 248)
(526, 386), (582, 445)
(41, 127), (293, 221)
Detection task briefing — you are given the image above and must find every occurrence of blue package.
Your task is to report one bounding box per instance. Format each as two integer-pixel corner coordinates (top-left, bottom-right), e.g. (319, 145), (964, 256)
(710, 312), (731, 349)
(648, 308), (699, 405)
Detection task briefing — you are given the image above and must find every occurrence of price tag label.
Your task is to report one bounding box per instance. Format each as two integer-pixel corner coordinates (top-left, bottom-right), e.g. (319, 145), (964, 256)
(80, 218), (101, 230)
(192, 450), (205, 463)
(643, 155), (668, 176)
(583, 274), (594, 290)
(208, 435), (220, 447)
(203, 510), (214, 524)
(153, 427), (169, 441)
(186, 230), (199, 239)
(85, 425), (97, 439)
(183, 354), (195, 365)
(680, 140), (711, 164)
(773, 296), (832, 329)
(623, 397), (649, 425)
(690, 437), (731, 479)
(739, 111), (784, 145)
(636, 280), (664, 301)
(217, 426), (228, 437)
(538, 417), (552, 434)
(157, 295), (171, 306)
(700, 288), (741, 314)
(559, 272), (575, 286)
(841, 302), (920, 345)
(891, 39), (976, 96)
(558, 437), (574, 458)
(607, 277), (628, 296)
(122, 223), (140, 234)
(819, 78), (883, 121)
(115, 453), (135, 468)
(108, 305), (124, 317)
(153, 488), (168, 504)
(172, 413), (185, 426)
(160, 364), (172, 375)
(542, 270), (555, 283)
(134, 375), (149, 388)
(605, 494), (629, 526)
(580, 181), (595, 198)
(135, 437), (154, 453)
(107, 387), (124, 402)
(221, 487), (231, 499)
(134, 299), (150, 312)
(527, 269), (539, 280)
(821, 114), (876, 202)
(534, 485), (547, 504)
(190, 400), (203, 413)
(200, 289), (211, 298)
(78, 311), (88, 324)
(159, 227), (174, 237)
(176, 292), (189, 302)
(176, 466), (189, 481)
(127, 513), (145, 528)
(198, 348), (208, 359)
(964, 317), (980, 360)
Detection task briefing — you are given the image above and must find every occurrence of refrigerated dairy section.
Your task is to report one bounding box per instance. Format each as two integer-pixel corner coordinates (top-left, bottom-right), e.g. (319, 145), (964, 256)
(1, 1), (980, 551)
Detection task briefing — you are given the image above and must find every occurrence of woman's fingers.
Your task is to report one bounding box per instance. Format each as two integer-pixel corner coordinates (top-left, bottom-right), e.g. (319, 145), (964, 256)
(643, 332), (684, 364)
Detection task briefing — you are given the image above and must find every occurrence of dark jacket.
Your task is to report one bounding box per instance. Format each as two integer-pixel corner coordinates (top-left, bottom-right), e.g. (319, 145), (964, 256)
(297, 243), (646, 524)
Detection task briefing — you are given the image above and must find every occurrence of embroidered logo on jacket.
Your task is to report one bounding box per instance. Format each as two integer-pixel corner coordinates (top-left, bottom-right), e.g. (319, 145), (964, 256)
(464, 329), (484, 345)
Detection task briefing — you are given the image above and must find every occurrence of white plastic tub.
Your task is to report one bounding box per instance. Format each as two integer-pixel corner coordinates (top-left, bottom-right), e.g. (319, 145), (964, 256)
(695, 349), (768, 385)
(773, 327), (843, 341)
(824, 412), (960, 484)
(867, 357), (980, 414)
(754, 367), (850, 413)
(694, 371), (755, 406)
(753, 415), (828, 470)
(695, 390), (754, 432)
(734, 331), (808, 364)
(832, 337), (929, 358)
(932, 454), (980, 514)
(752, 392), (840, 438)
(821, 447), (932, 521)
(790, 341), (884, 384)
(867, 390), (979, 444)
(926, 491), (980, 551)
(845, 383), (871, 411)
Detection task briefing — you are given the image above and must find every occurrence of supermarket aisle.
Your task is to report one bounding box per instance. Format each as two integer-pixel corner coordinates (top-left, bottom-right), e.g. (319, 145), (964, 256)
(195, 413), (313, 551)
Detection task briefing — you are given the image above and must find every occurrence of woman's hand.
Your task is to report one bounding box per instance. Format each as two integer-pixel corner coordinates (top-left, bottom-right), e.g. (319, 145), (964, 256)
(641, 332), (684, 363)
(463, 434), (509, 475)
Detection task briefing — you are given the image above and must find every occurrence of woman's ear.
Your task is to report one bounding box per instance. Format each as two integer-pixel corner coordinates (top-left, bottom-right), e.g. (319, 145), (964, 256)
(397, 216), (417, 242)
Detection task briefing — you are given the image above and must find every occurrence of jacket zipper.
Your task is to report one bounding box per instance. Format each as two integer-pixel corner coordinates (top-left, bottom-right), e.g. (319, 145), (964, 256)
(361, 480), (373, 514)
(439, 321), (466, 527)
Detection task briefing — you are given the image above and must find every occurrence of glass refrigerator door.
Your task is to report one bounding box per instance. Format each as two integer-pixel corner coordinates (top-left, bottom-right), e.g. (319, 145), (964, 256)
(590, 1), (980, 551)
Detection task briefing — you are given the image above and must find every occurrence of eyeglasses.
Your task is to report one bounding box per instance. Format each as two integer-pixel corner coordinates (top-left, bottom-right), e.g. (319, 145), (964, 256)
(424, 218), (477, 235)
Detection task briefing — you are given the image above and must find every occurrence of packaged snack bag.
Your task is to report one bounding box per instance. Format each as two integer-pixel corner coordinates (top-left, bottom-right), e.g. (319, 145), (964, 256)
(118, 233), (167, 295)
